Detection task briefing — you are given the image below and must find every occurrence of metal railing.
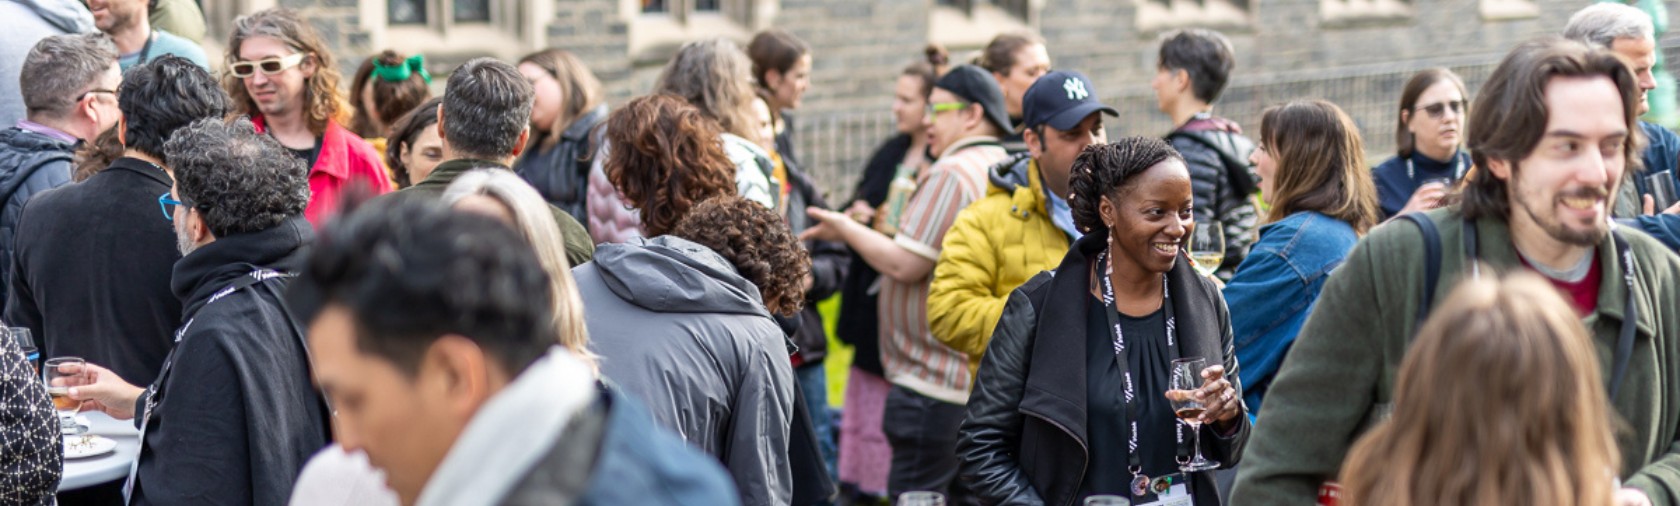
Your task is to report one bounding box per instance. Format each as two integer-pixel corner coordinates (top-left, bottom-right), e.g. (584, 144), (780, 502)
(794, 39), (1680, 201)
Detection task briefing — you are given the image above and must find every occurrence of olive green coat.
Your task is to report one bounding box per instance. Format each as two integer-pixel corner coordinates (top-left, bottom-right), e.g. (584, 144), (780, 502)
(1232, 207), (1680, 505)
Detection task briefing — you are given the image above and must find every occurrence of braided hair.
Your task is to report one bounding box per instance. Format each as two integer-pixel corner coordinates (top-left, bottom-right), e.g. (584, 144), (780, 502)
(1069, 137), (1185, 234)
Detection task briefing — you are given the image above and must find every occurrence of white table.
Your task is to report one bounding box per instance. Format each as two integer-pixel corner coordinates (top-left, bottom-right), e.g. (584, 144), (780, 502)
(59, 412), (141, 491)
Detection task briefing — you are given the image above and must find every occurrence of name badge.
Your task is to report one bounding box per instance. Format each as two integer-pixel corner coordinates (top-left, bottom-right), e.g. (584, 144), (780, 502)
(1132, 473), (1192, 506)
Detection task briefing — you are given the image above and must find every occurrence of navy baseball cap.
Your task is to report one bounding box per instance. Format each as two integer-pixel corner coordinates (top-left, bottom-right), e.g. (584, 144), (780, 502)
(1022, 70), (1118, 131)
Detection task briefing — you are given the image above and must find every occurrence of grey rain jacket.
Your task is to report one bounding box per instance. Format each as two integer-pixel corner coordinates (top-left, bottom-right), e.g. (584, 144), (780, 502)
(574, 235), (796, 506)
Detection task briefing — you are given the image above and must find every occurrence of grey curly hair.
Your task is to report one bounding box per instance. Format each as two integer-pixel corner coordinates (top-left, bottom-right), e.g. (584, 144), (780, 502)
(163, 118), (310, 237)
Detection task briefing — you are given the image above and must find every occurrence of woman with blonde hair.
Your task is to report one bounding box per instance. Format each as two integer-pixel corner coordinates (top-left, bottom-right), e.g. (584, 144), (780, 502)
(1223, 99), (1379, 420)
(442, 169), (596, 371)
(1338, 272), (1619, 506)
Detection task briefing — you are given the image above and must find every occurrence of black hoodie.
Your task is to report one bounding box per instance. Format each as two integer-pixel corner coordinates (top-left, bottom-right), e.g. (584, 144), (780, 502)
(130, 216), (329, 506)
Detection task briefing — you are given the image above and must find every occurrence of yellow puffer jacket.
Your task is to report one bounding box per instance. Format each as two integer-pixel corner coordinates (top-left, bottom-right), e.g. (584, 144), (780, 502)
(929, 154), (1072, 373)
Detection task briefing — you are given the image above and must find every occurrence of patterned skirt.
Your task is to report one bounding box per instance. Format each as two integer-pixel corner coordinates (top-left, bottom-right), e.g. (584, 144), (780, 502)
(838, 367), (893, 495)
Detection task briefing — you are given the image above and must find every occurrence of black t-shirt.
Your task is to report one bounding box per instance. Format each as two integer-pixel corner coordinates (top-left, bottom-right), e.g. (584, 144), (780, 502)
(286, 142), (320, 170)
(1081, 295), (1182, 500)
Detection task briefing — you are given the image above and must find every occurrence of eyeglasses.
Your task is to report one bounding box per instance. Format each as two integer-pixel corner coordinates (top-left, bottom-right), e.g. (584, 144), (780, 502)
(158, 193), (183, 221)
(78, 89), (117, 102)
(1416, 100), (1465, 120)
(228, 53), (309, 78)
(925, 101), (967, 120)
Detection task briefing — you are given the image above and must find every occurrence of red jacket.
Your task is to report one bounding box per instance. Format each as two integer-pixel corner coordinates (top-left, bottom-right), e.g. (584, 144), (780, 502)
(251, 116), (391, 227)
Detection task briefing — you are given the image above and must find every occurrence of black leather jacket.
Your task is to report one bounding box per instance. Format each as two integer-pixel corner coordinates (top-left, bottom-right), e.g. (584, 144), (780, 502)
(957, 230), (1250, 506)
(515, 105), (608, 224)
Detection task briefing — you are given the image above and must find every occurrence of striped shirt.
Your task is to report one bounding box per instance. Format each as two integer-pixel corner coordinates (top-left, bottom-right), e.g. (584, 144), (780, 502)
(881, 136), (1009, 404)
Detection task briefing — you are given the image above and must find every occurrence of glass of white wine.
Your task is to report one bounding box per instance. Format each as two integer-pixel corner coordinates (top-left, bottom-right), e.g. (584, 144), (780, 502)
(44, 357), (87, 435)
(1188, 221), (1225, 277)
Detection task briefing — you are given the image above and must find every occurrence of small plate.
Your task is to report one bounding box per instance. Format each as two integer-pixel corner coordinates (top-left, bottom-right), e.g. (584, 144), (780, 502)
(63, 435), (116, 459)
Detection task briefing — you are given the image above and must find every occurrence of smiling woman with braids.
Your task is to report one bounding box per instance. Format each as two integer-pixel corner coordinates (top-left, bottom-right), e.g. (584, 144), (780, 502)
(957, 137), (1250, 506)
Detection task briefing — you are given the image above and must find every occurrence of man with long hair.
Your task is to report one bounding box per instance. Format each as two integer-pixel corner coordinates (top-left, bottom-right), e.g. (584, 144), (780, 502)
(223, 8), (390, 227)
(1233, 38), (1680, 506)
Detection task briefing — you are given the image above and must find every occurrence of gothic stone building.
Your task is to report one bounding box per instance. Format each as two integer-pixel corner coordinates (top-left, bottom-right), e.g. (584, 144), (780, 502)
(197, 0), (1673, 195)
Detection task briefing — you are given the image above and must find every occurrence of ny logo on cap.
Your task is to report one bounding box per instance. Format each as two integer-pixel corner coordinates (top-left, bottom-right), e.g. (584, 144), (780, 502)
(1064, 78), (1089, 101)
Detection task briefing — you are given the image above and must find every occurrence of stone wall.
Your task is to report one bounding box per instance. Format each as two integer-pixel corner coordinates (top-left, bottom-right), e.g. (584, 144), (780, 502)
(264, 0), (1678, 196)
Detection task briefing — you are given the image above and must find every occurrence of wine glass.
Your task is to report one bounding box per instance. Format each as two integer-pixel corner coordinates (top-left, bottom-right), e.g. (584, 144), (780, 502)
(10, 327), (37, 375)
(1085, 495), (1131, 505)
(898, 491), (946, 506)
(1188, 221), (1225, 278)
(1169, 357), (1220, 472)
(43, 357), (87, 435)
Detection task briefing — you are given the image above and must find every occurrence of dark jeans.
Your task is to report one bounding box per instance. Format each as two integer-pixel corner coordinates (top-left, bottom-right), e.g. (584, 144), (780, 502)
(797, 363), (839, 480)
(882, 385), (974, 505)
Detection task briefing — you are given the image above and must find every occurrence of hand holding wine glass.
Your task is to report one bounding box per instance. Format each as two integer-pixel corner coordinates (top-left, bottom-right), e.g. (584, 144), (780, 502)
(1168, 357), (1221, 472)
(65, 361), (145, 420)
(1187, 221), (1225, 278)
(44, 357), (90, 435)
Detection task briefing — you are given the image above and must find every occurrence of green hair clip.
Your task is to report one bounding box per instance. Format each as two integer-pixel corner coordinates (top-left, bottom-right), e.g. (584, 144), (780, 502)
(373, 54), (431, 85)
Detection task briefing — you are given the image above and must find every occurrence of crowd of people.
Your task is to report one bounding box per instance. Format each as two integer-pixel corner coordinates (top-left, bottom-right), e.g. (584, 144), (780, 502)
(5, 1), (1680, 505)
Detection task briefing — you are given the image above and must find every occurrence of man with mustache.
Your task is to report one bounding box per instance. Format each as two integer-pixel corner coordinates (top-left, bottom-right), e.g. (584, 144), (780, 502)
(222, 8), (390, 227)
(1232, 38), (1680, 506)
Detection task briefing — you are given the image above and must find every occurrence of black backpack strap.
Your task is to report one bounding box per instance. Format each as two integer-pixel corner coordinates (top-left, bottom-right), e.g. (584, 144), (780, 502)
(1397, 213), (1443, 337)
(1608, 230), (1637, 399)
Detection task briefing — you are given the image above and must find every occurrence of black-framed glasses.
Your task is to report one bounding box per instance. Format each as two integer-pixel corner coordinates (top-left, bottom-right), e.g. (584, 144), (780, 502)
(1416, 100), (1465, 119)
(158, 193), (183, 221)
(228, 53), (308, 78)
(78, 89), (117, 102)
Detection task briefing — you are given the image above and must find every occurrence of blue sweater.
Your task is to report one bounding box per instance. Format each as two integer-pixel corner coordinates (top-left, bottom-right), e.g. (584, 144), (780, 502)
(1221, 211), (1359, 422)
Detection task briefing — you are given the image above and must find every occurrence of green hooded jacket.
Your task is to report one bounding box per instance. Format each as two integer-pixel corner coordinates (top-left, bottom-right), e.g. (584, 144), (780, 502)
(1232, 207), (1680, 505)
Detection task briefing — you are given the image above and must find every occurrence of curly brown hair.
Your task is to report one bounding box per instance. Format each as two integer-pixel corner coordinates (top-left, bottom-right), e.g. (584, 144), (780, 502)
(604, 94), (737, 236)
(223, 8), (348, 135)
(671, 196), (811, 316)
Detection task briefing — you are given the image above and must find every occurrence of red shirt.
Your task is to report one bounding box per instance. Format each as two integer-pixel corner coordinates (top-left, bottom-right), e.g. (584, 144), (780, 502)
(251, 116), (392, 227)
(1520, 253), (1602, 316)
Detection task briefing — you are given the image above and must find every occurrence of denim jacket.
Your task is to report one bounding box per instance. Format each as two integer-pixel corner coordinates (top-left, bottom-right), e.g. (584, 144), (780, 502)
(1221, 211), (1358, 421)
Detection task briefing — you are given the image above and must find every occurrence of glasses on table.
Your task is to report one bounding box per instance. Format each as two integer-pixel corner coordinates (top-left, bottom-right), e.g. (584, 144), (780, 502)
(1416, 100), (1465, 120)
(44, 356), (88, 435)
(1169, 357), (1220, 473)
(228, 53), (309, 78)
(898, 491), (946, 506)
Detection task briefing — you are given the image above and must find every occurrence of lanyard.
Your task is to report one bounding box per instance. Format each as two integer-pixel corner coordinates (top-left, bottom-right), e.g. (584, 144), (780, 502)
(1095, 248), (1189, 487)
(136, 31), (155, 65)
(1406, 151), (1468, 181)
(124, 269), (293, 503)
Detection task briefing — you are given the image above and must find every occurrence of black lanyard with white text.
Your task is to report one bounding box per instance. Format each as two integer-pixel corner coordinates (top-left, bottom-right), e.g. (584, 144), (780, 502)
(123, 269), (292, 504)
(1096, 248), (1191, 496)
